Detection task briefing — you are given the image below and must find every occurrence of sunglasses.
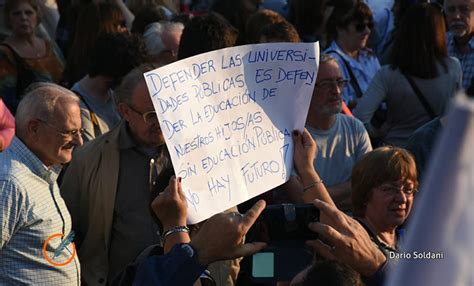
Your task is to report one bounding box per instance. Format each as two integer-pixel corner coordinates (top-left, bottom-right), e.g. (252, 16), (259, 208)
(355, 21), (374, 32)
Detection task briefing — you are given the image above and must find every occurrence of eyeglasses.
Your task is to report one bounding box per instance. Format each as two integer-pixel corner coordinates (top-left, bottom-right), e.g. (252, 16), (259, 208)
(38, 119), (85, 139)
(128, 105), (158, 124)
(315, 78), (348, 89)
(355, 21), (374, 32)
(378, 183), (418, 196)
(444, 4), (473, 16)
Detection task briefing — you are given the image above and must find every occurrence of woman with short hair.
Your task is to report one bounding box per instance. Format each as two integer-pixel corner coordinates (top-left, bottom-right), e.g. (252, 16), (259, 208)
(352, 146), (418, 256)
(324, 0), (381, 109)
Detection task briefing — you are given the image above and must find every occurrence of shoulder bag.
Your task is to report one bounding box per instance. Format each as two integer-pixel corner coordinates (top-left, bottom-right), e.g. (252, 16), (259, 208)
(402, 73), (437, 119)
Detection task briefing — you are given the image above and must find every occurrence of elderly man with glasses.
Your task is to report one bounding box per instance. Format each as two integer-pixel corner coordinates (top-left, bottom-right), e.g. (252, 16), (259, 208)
(282, 54), (372, 212)
(445, 0), (474, 90)
(0, 83), (83, 285)
(60, 64), (174, 286)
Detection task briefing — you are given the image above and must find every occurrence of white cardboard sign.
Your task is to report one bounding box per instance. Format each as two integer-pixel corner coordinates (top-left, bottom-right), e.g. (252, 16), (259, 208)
(144, 42), (319, 223)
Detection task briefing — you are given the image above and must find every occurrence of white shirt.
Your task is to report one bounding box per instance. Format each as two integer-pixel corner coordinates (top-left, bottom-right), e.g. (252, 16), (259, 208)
(0, 137), (80, 285)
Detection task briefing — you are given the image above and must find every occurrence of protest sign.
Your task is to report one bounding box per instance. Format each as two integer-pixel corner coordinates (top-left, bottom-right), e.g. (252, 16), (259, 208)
(144, 42), (320, 223)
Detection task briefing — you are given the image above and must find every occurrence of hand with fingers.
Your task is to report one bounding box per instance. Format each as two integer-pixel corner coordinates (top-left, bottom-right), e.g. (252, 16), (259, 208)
(151, 176), (190, 252)
(306, 199), (387, 277)
(190, 200), (268, 266)
(292, 128), (317, 177)
(151, 176), (188, 229)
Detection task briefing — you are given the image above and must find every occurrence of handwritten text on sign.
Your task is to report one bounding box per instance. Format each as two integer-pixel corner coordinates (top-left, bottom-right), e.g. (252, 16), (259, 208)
(144, 42), (320, 223)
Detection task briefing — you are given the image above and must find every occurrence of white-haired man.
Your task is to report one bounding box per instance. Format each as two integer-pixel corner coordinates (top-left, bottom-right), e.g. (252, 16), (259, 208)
(0, 83), (83, 285)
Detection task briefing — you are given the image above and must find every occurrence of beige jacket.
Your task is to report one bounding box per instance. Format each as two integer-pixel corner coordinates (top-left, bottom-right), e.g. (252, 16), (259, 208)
(61, 121), (239, 286)
(61, 122), (122, 286)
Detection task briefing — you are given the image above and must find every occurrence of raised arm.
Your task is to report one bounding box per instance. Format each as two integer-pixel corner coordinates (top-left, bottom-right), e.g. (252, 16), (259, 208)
(151, 176), (190, 253)
(292, 129), (335, 207)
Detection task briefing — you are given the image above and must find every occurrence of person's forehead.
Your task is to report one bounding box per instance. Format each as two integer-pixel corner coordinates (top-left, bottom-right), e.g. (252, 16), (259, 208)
(387, 178), (416, 185)
(12, 1), (35, 10)
(52, 100), (80, 120)
(132, 80), (153, 108)
(162, 29), (182, 45)
(317, 60), (341, 79)
(445, 0), (472, 6)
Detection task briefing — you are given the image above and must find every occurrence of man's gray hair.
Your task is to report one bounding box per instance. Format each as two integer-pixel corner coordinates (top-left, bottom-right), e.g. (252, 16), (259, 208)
(320, 53), (338, 65)
(15, 82), (79, 138)
(115, 63), (160, 105)
(144, 21), (184, 57)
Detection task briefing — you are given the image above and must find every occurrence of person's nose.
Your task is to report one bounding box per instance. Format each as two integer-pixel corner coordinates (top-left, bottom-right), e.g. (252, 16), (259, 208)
(332, 82), (343, 95)
(450, 7), (464, 18)
(73, 133), (83, 147)
(363, 25), (371, 34)
(394, 189), (408, 204)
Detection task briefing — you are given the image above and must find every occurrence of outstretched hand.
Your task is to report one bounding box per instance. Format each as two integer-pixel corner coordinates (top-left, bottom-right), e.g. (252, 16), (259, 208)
(306, 199), (386, 276)
(190, 200), (267, 266)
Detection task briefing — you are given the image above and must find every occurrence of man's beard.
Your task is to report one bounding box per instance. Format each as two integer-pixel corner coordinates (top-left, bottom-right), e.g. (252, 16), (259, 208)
(320, 104), (342, 116)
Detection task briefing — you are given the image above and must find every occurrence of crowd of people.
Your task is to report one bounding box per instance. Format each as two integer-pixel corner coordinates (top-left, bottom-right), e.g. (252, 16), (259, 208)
(0, 0), (473, 285)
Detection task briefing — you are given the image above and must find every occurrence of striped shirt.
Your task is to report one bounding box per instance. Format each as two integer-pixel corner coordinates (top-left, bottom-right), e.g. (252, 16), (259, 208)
(447, 32), (474, 90)
(0, 137), (80, 285)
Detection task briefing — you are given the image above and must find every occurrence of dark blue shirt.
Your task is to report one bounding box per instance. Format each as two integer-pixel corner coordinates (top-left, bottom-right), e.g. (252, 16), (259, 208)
(112, 244), (206, 286)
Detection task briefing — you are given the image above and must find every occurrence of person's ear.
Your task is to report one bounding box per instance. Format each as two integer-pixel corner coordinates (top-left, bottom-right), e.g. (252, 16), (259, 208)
(27, 119), (41, 139)
(118, 103), (131, 122)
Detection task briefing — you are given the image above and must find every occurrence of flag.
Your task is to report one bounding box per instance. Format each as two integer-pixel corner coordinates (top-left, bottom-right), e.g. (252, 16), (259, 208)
(387, 94), (474, 286)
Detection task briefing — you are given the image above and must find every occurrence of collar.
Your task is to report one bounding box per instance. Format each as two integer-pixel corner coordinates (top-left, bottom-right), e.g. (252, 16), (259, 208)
(447, 32), (474, 51)
(306, 114), (339, 135)
(327, 41), (371, 61)
(9, 137), (62, 184)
